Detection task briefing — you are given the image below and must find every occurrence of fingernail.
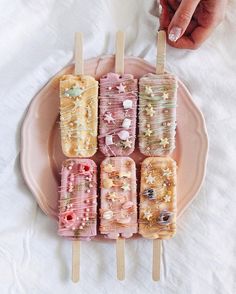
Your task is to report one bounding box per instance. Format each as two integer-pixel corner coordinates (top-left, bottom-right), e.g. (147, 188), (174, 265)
(168, 27), (182, 42)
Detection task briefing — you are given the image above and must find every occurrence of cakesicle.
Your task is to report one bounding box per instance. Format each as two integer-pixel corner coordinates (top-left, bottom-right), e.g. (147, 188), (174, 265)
(98, 73), (137, 156)
(60, 74), (98, 157)
(138, 73), (177, 156)
(58, 159), (97, 241)
(99, 157), (137, 239)
(139, 157), (177, 239)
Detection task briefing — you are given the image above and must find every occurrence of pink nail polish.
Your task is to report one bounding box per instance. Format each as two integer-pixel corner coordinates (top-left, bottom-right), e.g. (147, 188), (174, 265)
(168, 27), (182, 42)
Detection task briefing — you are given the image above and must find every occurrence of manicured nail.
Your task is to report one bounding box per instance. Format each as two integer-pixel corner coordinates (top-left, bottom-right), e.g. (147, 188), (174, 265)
(168, 27), (182, 42)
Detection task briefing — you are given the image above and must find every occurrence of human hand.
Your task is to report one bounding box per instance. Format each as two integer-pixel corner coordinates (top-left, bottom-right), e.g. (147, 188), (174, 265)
(159, 0), (227, 49)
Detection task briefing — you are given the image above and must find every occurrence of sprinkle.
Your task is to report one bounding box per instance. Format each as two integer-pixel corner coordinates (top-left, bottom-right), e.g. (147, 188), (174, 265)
(144, 128), (153, 137)
(73, 98), (82, 108)
(103, 178), (114, 189)
(102, 210), (113, 220)
(121, 182), (131, 191)
(163, 194), (171, 202)
(122, 118), (132, 129)
(64, 86), (84, 97)
(143, 188), (156, 200)
(116, 83), (126, 93)
(117, 130), (129, 140)
(159, 137), (169, 147)
(145, 86), (153, 96)
(143, 209), (153, 221)
(145, 106), (155, 117)
(105, 135), (114, 146)
(123, 99), (133, 109)
(145, 174), (156, 184)
(162, 168), (173, 178)
(121, 139), (132, 149)
(157, 209), (173, 225)
(104, 112), (115, 124)
(163, 92), (169, 100)
(103, 164), (115, 173)
(107, 192), (119, 202)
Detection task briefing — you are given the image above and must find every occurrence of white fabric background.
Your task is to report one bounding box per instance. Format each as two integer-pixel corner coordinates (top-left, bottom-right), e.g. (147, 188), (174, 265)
(0, 0), (236, 293)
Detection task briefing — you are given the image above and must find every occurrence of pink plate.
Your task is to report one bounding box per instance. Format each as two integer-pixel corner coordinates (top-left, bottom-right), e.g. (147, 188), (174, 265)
(21, 55), (208, 231)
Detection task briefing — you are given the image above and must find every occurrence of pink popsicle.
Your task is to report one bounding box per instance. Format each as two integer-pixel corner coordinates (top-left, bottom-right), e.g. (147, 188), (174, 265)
(58, 159), (97, 241)
(98, 73), (138, 156)
(99, 157), (137, 239)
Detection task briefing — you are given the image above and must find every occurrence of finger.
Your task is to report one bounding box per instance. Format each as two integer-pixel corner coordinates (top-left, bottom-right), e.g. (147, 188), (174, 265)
(166, 35), (196, 49)
(168, 0), (200, 42)
(167, 24), (213, 49)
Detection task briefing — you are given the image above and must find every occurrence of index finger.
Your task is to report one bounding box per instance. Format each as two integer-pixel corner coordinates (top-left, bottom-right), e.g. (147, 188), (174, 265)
(168, 24), (215, 49)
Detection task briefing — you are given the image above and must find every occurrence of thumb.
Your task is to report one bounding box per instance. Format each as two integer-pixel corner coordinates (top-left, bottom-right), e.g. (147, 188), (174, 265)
(168, 0), (200, 42)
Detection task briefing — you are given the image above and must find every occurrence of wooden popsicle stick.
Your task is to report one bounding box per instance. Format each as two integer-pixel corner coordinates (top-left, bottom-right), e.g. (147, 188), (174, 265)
(152, 239), (162, 281)
(115, 31), (125, 75)
(115, 31), (126, 280)
(152, 239), (162, 282)
(72, 240), (80, 282)
(156, 30), (166, 75)
(116, 237), (125, 280)
(74, 32), (84, 75)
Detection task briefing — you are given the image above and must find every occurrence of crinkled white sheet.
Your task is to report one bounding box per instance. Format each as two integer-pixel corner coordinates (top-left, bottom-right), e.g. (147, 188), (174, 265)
(0, 0), (236, 293)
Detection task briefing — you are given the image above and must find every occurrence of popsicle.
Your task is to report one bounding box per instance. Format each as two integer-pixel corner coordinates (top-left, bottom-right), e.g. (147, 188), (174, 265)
(138, 31), (178, 156)
(58, 158), (97, 282)
(60, 32), (98, 157)
(100, 156), (137, 280)
(100, 157), (137, 238)
(98, 73), (137, 156)
(139, 156), (177, 280)
(98, 31), (138, 156)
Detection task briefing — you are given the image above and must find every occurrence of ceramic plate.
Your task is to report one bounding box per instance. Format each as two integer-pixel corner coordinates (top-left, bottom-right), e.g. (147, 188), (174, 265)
(21, 56), (208, 227)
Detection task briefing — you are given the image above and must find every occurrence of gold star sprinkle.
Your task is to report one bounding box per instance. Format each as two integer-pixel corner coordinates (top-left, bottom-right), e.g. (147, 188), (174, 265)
(145, 174), (156, 184)
(73, 98), (82, 108)
(163, 194), (171, 202)
(103, 164), (115, 173)
(159, 137), (169, 147)
(163, 92), (169, 100)
(107, 192), (119, 202)
(145, 106), (155, 117)
(144, 128), (153, 137)
(162, 168), (172, 178)
(145, 86), (153, 96)
(122, 139), (132, 149)
(121, 182), (131, 191)
(143, 209), (153, 221)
